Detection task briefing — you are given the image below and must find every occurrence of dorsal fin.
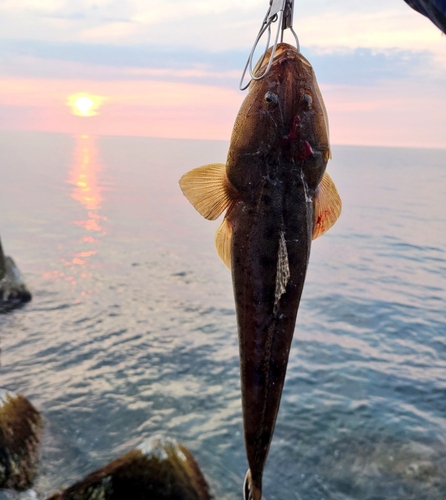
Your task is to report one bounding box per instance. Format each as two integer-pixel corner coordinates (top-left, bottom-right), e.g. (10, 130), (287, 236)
(313, 172), (342, 239)
(214, 216), (232, 269)
(179, 163), (237, 220)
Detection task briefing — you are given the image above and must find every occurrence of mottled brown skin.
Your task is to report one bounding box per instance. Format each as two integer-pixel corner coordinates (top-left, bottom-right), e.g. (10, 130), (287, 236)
(225, 43), (330, 499)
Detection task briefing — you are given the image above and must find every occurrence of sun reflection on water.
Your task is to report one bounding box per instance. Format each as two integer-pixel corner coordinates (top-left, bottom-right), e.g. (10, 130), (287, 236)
(43, 134), (108, 298)
(68, 135), (104, 213)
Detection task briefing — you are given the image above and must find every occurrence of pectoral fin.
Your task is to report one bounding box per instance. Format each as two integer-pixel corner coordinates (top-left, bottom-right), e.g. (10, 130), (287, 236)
(179, 163), (237, 220)
(313, 172), (342, 239)
(214, 216), (232, 269)
(244, 469), (262, 500)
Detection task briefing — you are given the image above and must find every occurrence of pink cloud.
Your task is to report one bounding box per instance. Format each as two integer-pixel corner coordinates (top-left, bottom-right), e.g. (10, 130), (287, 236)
(323, 81), (446, 148)
(0, 77), (243, 140)
(0, 76), (444, 148)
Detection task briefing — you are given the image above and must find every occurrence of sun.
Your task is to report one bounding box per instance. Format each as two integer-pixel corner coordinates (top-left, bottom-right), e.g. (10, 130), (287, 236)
(75, 96), (94, 115)
(68, 94), (104, 117)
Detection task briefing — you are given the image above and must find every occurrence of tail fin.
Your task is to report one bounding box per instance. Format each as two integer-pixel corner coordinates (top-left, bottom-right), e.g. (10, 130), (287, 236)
(243, 469), (262, 500)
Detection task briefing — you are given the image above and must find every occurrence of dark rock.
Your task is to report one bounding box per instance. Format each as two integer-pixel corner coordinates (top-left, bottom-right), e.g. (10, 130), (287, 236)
(0, 390), (43, 491)
(46, 435), (212, 500)
(0, 239), (5, 281)
(0, 251), (32, 313)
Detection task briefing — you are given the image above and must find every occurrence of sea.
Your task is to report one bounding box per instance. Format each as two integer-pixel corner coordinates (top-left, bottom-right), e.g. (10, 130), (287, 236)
(0, 131), (446, 500)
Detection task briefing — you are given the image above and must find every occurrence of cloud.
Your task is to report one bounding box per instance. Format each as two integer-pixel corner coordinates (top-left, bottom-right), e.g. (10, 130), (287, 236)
(322, 79), (446, 148)
(0, 1), (262, 48)
(1, 75), (445, 148)
(308, 47), (437, 85)
(0, 39), (443, 88)
(0, 39), (244, 70)
(1, 0), (443, 53)
(0, 1), (444, 147)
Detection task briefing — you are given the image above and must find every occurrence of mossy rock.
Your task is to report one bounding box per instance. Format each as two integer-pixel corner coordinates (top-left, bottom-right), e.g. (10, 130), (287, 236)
(46, 435), (212, 500)
(0, 390), (43, 490)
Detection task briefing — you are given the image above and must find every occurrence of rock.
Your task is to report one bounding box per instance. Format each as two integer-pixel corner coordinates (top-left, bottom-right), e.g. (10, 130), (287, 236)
(0, 390), (43, 491)
(0, 489), (38, 500)
(46, 435), (212, 500)
(0, 239), (5, 281)
(0, 241), (32, 312)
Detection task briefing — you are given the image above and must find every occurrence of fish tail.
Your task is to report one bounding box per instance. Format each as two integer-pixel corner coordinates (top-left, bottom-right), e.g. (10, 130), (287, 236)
(243, 469), (263, 500)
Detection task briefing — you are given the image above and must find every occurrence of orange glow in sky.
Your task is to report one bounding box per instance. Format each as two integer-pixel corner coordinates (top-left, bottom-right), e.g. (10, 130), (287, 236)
(0, 1), (445, 148)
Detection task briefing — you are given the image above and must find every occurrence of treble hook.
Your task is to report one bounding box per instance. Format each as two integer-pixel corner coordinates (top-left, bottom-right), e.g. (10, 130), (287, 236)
(239, 0), (300, 91)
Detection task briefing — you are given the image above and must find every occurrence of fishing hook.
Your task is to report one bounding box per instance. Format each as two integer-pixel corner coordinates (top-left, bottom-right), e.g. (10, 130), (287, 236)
(239, 0), (300, 91)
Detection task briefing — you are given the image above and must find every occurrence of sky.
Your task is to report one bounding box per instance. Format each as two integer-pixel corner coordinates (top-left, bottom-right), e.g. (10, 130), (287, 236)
(0, 0), (445, 147)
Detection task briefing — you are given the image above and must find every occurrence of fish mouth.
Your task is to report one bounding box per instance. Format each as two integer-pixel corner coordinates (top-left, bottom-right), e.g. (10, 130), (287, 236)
(253, 42), (309, 78)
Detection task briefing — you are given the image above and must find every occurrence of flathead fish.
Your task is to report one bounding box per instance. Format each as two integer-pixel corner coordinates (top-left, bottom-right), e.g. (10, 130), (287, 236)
(179, 43), (341, 500)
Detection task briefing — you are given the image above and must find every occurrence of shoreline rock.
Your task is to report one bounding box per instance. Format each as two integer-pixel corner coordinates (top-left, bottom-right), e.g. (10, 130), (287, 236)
(0, 239), (5, 281)
(0, 390), (43, 491)
(46, 435), (212, 500)
(0, 244), (32, 312)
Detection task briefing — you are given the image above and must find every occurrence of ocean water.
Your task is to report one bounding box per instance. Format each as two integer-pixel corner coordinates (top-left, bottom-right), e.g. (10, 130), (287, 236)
(0, 131), (446, 500)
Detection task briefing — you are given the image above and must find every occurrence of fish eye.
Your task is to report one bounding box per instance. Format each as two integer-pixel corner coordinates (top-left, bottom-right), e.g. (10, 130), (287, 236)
(264, 91), (279, 108)
(301, 93), (312, 109)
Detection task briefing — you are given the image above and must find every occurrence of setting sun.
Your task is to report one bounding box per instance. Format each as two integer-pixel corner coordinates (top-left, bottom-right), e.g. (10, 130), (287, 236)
(68, 93), (105, 117)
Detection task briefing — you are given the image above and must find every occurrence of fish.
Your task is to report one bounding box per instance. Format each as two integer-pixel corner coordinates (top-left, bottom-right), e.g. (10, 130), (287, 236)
(179, 42), (341, 500)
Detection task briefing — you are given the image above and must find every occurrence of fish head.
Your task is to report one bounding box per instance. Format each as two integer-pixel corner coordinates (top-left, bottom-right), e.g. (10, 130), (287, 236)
(228, 43), (330, 191)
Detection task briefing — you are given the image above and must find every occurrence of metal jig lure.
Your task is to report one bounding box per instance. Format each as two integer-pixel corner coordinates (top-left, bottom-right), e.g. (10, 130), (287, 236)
(239, 0), (300, 91)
